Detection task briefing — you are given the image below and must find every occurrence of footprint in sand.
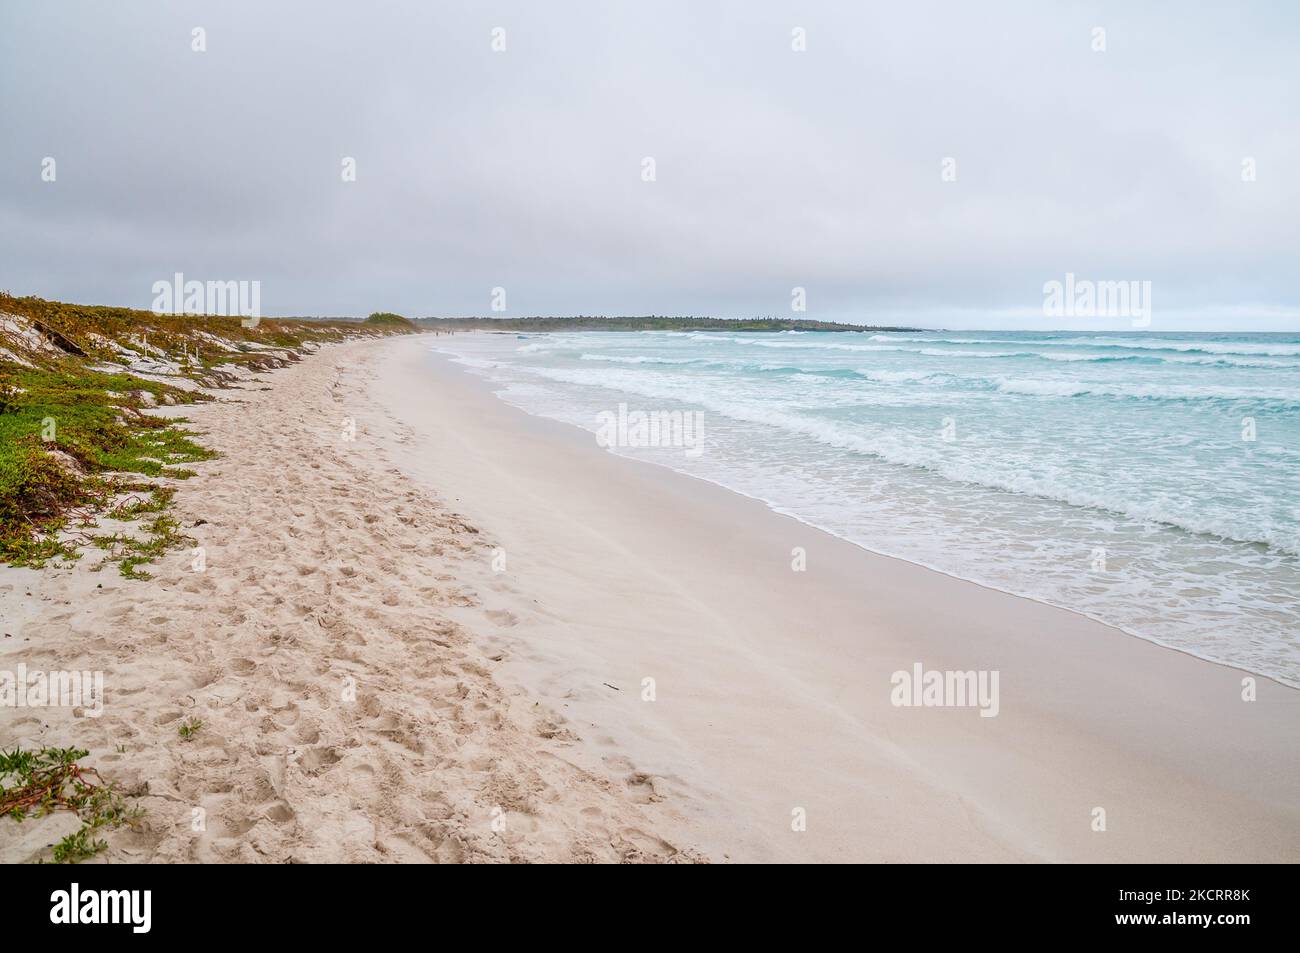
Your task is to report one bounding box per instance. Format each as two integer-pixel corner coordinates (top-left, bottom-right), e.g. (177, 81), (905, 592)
(227, 658), (257, 675)
(262, 800), (295, 824)
(624, 773), (667, 804)
(484, 609), (518, 627)
(295, 745), (342, 775)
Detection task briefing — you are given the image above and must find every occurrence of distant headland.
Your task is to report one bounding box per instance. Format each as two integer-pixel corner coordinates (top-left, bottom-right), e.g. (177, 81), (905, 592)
(413, 316), (924, 333)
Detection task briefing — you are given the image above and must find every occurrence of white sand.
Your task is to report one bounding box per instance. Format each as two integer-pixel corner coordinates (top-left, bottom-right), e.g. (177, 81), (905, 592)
(0, 338), (702, 863)
(4, 333), (1297, 863)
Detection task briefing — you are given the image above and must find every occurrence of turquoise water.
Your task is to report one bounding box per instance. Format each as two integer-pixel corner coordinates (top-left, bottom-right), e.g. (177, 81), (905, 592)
(432, 329), (1300, 686)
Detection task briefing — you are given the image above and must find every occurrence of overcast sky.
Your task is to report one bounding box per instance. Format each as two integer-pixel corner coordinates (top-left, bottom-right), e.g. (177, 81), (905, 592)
(1, 1), (1297, 330)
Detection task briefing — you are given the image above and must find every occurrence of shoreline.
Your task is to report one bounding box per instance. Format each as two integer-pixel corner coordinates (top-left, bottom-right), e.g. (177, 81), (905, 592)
(449, 346), (1296, 692)
(432, 337), (1300, 694)
(365, 334), (1300, 862)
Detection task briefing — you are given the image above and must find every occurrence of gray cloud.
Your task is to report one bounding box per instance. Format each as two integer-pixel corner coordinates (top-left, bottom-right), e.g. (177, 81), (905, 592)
(1, 0), (1297, 329)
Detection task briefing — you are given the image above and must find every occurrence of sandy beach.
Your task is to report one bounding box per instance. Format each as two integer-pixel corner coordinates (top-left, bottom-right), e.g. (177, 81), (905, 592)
(3, 334), (1298, 863)
(0, 335), (699, 863)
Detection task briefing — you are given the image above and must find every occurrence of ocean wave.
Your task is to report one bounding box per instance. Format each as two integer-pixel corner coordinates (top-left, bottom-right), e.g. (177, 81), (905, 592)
(499, 362), (1299, 553)
(545, 346), (1300, 404)
(1036, 352), (1144, 362)
(579, 353), (708, 365)
(990, 377), (1300, 404)
(1056, 337), (1300, 357)
(858, 369), (948, 384)
(1157, 354), (1296, 368)
(869, 335), (999, 345)
(748, 339), (911, 352)
(917, 348), (1029, 358)
(867, 333), (1300, 358)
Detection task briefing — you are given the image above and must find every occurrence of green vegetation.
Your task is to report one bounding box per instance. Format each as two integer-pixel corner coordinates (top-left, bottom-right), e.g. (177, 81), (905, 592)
(365, 311), (415, 327)
(0, 292), (417, 571)
(414, 315), (923, 333)
(177, 717), (204, 741)
(2, 293), (404, 364)
(1, 746), (141, 864)
(96, 503), (193, 581)
(0, 363), (209, 569)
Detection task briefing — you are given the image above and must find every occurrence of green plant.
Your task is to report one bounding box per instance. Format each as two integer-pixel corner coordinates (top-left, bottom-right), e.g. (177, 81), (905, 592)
(0, 745), (140, 863)
(51, 826), (108, 864)
(365, 311), (414, 327)
(0, 364), (209, 567)
(177, 717), (203, 740)
(0, 292), (417, 570)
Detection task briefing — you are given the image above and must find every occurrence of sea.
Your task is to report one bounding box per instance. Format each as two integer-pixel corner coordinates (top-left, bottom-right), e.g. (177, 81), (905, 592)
(429, 328), (1300, 687)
